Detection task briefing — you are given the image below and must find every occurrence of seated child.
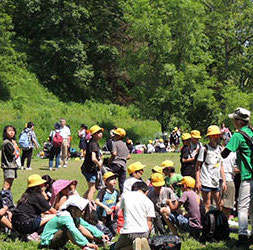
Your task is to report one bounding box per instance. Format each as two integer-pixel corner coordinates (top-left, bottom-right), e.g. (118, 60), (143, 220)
(168, 176), (204, 239)
(41, 175), (55, 201)
(40, 195), (109, 249)
(0, 205), (12, 230)
(12, 174), (56, 236)
(148, 173), (178, 235)
(51, 179), (78, 210)
(95, 172), (120, 233)
(145, 165), (164, 187)
(147, 140), (155, 154)
(162, 160), (183, 198)
(123, 162), (145, 193)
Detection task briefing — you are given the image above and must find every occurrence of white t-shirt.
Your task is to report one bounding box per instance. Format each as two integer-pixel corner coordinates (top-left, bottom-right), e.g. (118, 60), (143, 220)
(60, 125), (71, 139)
(197, 144), (222, 188)
(120, 191), (155, 234)
(123, 177), (141, 193)
(222, 152), (237, 182)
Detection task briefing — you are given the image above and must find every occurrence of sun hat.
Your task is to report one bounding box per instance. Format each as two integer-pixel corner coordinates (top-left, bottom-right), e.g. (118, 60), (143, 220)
(103, 172), (117, 182)
(182, 133), (191, 141)
(149, 140), (153, 144)
(228, 107), (251, 122)
(151, 173), (165, 187)
(191, 130), (201, 139)
(51, 180), (78, 206)
(159, 138), (164, 143)
(179, 176), (195, 188)
(87, 125), (104, 135)
(27, 174), (47, 188)
(173, 127), (178, 132)
(127, 161), (146, 174)
(152, 166), (164, 174)
(60, 195), (89, 211)
(161, 160), (174, 168)
(206, 125), (221, 137)
(112, 128), (126, 137)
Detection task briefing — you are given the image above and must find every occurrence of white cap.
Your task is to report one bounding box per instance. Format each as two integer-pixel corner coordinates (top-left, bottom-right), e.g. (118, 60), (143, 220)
(60, 195), (89, 211)
(228, 107), (251, 122)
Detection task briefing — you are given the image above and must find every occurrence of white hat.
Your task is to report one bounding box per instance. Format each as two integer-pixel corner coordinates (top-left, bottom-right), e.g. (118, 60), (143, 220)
(60, 195), (89, 211)
(228, 107), (251, 122)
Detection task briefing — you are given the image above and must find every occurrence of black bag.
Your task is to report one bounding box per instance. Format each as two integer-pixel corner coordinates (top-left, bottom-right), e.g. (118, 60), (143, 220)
(201, 209), (229, 242)
(149, 234), (181, 250)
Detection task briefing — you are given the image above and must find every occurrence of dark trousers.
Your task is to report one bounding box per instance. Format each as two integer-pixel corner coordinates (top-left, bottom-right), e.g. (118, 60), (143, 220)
(110, 163), (126, 194)
(21, 148), (33, 168)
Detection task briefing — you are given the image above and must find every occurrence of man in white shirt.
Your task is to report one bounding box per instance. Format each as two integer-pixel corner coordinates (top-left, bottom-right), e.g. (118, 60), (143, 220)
(113, 182), (155, 250)
(59, 118), (71, 168)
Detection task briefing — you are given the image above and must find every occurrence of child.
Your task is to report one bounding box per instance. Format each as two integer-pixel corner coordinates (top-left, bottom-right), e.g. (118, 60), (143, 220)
(190, 130), (202, 160)
(95, 172), (120, 233)
(1, 125), (18, 190)
(123, 161), (145, 193)
(196, 125), (227, 212)
(146, 165), (164, 187)
(41, 175), (55, 201)
(162, 160), (183, 198)
(147, 140), (155, 153)
(20, 122), (39, 170)
(148, 173), (178, 235)
(48, 123), (62, 171)
(12, 174), (56, 236)
(40, 195), (109, 249)
(78, 124), (88, 159)
(81, 125), (104, 201)
(169, 176), (204, 238)
(51, 179), (78, 210)
(180, 133), (196, 178)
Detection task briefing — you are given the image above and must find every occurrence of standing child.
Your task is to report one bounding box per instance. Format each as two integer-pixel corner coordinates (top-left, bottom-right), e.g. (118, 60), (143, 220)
(95, 172), (120, 233)
(196, 125), (227, 212)
(48, 123), (62, 171)
(81, 125), (104, 201)
(1, 125), (18, 190)
(78, 124), (88, 159)
(180, 133), (196, 178)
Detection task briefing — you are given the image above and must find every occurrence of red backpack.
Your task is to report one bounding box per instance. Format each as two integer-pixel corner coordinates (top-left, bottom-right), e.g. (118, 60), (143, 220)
(53, 132), (63, 148)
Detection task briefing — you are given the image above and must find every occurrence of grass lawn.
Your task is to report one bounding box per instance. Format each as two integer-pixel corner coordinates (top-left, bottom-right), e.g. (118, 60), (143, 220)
(0, 153), (250, 249)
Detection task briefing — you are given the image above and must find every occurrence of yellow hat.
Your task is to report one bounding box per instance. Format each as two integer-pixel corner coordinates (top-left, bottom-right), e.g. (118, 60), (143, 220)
(179, 176), (195, 188)
(151, 173), (165, 187)
(27, 174), (47, 188)
(182, 133), (191, 141)
(173, 127), (178, 132)
(113, 128), (126, 137)
(127, 161), (146, 174)
(159, 138), (164, 143)
(206, 125), (221, 137)
(152, 166), (164, 174)
(191, 130), (201, 139)
(149, 140), (153, 144)
(103, 172), (117, 182)
(161, 160), (174, 168)
(88, 125), (104, 135)
(127, 139), (132, 144)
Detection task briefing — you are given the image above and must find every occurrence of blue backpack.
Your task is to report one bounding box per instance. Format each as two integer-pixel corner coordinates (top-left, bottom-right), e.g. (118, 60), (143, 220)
(19, 132), (29, 148)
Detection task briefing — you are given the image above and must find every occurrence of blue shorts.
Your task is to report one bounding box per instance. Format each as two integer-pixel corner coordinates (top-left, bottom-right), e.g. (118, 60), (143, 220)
(13, 216), (41, 234)
(169, 213), (190, 231)
(82, 170), (97, 183)
(202, 185), (220, 192)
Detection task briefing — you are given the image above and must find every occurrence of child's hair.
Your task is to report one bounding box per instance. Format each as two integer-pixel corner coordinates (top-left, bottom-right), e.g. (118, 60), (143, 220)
(42, 175), (55, 189)
(168, 167), (175, 173)
(132, 181), (148, 192)
(81, 124), (87, 130)
(235, 119), (253, 132)
(3, 125), (16, 140)
(27, 122), (34, 128)
(17, 185), (42, 205)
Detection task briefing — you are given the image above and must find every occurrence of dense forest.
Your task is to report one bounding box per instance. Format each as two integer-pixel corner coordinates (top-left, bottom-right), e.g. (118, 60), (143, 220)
(1, 0), (253, 135)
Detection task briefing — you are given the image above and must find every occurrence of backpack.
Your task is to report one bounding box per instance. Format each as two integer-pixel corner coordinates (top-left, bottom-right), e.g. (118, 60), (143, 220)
(19, 132), (29, 148)
(201, 209), (229, 242)
(149, 234), (181, 250)
(52, 132), (63, 148)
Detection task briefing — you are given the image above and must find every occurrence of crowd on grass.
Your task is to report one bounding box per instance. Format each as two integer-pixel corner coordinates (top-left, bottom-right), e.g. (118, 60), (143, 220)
(0, 107), (253, 249)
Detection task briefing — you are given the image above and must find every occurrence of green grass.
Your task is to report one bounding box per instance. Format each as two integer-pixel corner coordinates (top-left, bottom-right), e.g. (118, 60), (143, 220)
(0, 153), (250, 249)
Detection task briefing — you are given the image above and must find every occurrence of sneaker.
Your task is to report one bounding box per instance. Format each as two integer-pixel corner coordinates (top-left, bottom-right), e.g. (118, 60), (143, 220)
(49, 168), (52, 171)
(20, 166), (24, 170)
(27, 232), (40, 242)
(53, 168), (57, 171)
(63, 165), (67, 168)
(26, 167), (32, 171)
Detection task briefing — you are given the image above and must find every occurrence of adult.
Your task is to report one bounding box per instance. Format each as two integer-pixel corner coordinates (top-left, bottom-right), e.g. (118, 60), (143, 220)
(170, 127), (180, 152)
(81, 125), (104, 201)
(20, 122), (39, 170)
(221, 107), (253, 247)
(108, 128), (130, 194)
(78, 124), (88, 160)
(111, 182), (155, 250)
(59, 118), (71, 168)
